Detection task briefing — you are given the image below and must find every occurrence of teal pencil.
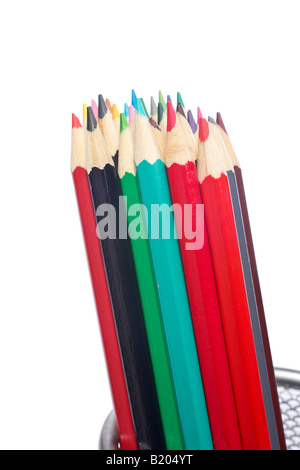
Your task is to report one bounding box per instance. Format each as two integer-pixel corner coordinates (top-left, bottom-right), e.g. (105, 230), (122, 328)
(134, 99), (213, 451)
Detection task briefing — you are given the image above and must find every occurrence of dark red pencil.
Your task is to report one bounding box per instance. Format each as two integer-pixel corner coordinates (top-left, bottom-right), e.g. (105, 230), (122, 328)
(216, 112), (286, 450)
(197, 117), (271, 450)
(71, 114), (137, 450)
(165, 98), (242, 450)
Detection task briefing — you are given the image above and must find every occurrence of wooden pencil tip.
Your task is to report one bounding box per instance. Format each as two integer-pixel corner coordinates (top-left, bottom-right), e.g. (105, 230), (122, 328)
(150, 96), (157, 117)
(176, 102), (186, 118)
(72, 113), (82, 129)
(112, 103), (120, 119)
(98, 94), (108, 119)
(198, 117), (210, 143)
(106, 98), (113, 113)
(158, 102), (164, 125)
(197, 107), (203, 123)
(187, 110), (197, 134)
(167, 99), (176, 132)
(177, 91), (185, 109)
(131, 89), (137, 108)
(136, 98), (146, 117)
(129, 105), (135, 124)
(159, 90), (167, 110)
(87, 106), (97, 132)
(120, 113), (129, 133)
(216, 112), (228, 134)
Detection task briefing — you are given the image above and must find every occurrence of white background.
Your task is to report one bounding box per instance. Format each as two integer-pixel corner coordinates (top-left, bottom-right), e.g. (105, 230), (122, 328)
(0, 0), (299, 450)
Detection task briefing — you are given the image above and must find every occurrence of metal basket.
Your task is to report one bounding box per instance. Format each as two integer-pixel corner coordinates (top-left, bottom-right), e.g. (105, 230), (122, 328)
(99, 367), (300, 450)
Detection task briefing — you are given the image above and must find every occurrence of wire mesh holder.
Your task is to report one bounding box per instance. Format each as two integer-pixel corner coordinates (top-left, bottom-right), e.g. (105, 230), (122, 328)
(99, 367), (300, 450)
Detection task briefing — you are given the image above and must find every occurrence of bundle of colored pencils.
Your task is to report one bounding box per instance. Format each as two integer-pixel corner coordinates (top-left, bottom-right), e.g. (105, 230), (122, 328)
(71, 91), (286, 451)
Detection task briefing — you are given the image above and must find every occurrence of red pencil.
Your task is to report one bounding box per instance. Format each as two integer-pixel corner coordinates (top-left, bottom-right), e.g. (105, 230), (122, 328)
(165, 98), (242, 450)
(71, 114), (137, 450)
(197, 117), (271, 450)
(216, 112), (286, 450)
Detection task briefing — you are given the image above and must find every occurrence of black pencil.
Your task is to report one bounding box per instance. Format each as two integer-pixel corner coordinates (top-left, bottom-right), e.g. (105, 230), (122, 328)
(98, 94), (119, 172)
(86, 107), (166, 451)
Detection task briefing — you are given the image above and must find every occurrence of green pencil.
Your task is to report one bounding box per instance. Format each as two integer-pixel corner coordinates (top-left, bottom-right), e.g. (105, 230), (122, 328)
(134, 99), (213, 451)
(118, 113), (184, 450)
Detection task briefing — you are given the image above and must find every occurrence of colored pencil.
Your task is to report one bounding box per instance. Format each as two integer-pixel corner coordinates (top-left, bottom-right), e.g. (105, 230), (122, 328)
(118, 113), (184, 450)
(131, 89), (137, 108)
(216, 112), (286, 450)
(71, 114), (137, 450)
(149, 117), (165, 158)
(158, 101), (167, 144)
(124, 103), (129, 118)
(165, 98), (242, 450)
(134, 99), (213, 450)
(208, 117), (280, 449)
(86, 107), (166, 450)
(176, 103), (198, 160)
(98, 94), (119, 172)
(112, 103), (120, 135)
(150, 96), (158, 123)
(83, 104), (87, 126)
(187, 109), (198, 144)
(91, 99), (98, 120)
(158, 90), (167, 111)
(106, 98), (113, 114)
(197, 117), (271, 450)
(140, 98), (149, 118)
(177, 91), (186, 115)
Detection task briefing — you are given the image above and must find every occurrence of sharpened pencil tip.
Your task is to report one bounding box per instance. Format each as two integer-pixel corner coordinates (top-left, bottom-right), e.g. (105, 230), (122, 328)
(167, 95), (172, 103)
(98, 94), (108, 119)
(159, 90), (167, 111)
(72, 113), (82, 129)
(158, 102), (164, 125)
(112, 103), (120, 119)
(167, 99), (176, 133)
(198, 117), (210, 143)
(187, 110), (197, 134)
(177, 92), (185, 109)
(124, 103), (129, 117)
(135, 98), (146, 117)
(120, 113), (129, 133)
(87, 106), (97, 132)
(216, 112), (227, 134)
(132, 89), (137, 108)
(197, 107), (203, 123)
(176, 102), (186, 118)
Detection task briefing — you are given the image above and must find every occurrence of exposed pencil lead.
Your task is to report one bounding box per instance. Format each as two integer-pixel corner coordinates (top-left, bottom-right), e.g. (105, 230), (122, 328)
(106, 98), (113, 113)
(124, 103), (129, 118)
(72, 113), (82, 129)
(82, 104), (87, 124)
(112, 103), (120, 120)
(167, 98), (176, 133)
(140, 98), (149, 118)
(91, 99), (98, 119)
(159, 90), (167, 111)
(150, 96), (157, 117)
(87, 106), (97, 132)
(135, 98), (146, 117)
(177, 92), (185, 109)
(98, 94), (108, 119)
(216, 112), (227, 134)
(176, 102), (186, 118)
(132, 89), (137, 108)
(197, 107), (203, 123)
(208, 116), (216, 124)
(198, 117), (210, 143)
(187, 110), (197, 134)
(120, 113), (129, 133)
(158, 102), (164, 125)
